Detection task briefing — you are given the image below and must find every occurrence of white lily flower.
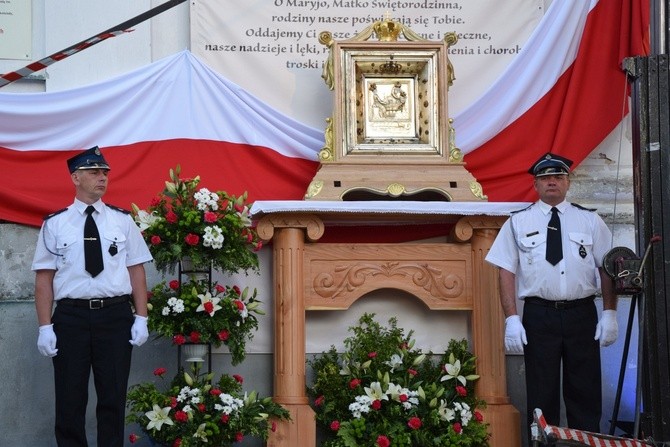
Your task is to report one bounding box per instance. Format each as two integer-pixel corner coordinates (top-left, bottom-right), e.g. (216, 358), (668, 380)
(364, 381), (388, 401)
(145, 404), (174, 431)
(384, 353), (403, 372)
(441, 359), (467, 385)
(134, 210), (162, 231)
(196, 291), (222, 316)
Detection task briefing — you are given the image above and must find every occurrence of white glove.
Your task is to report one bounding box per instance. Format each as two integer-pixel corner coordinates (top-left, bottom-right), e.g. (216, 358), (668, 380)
(129, 315), (149, 346)
(37, 324), (58, 357)
(504, 315), (527, 354)
(595, 309), (618, 347)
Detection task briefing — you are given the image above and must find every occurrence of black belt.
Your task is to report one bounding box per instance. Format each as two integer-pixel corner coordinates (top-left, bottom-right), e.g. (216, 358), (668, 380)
(58, 295), (130, 310)
(524, 295), (594, 309)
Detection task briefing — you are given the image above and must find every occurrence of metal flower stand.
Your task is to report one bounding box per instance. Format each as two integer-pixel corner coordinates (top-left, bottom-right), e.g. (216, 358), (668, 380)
(176, 257), (212, 373)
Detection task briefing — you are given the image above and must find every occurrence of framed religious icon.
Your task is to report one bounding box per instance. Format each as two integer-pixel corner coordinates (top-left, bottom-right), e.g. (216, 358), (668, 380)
(306, 17), (486, 202)
(344, 48), (442, 156)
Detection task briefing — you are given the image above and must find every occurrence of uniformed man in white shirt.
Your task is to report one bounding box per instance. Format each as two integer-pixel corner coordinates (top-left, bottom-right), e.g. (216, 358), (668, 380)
(32, 146), (153, 447)
(486, 153), (618, 434)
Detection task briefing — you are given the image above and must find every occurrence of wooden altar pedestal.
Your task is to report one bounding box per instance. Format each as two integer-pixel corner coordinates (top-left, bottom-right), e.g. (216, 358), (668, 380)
(253, 201), (524, 447)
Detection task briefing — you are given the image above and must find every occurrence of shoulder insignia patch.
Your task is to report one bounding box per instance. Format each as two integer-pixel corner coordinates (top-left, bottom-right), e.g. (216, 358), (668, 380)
(44, 208), (68, 220)
(571, 202), (597, 212)
(106, 204), (131, 214)
(511, 204), (533, 214)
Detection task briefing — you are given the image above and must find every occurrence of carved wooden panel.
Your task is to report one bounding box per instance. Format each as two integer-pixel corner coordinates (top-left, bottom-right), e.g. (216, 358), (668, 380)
(303, 243), (472, 310)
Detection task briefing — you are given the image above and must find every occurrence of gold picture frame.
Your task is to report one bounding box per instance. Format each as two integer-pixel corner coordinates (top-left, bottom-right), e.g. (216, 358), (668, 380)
(340, 45), (445, 158)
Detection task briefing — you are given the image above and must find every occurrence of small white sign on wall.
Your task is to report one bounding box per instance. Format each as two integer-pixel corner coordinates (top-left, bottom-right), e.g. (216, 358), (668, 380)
(0, 0), (32, 60)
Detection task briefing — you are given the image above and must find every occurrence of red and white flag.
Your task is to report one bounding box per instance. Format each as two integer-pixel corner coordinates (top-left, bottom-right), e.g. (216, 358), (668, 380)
(0, 0), (649, 228)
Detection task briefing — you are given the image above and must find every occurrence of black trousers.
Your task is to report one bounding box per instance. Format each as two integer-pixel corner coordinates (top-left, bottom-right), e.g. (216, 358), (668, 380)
(51, 301), (134, 447)
(522, 300), (602, 432)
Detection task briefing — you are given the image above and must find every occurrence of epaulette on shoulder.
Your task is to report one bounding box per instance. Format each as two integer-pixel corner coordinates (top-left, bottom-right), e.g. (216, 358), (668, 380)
(44, 208), (68, 220)
(571, 202), (597, 212)
(106, 204), (131, 214)
(511, 204), (533, 214)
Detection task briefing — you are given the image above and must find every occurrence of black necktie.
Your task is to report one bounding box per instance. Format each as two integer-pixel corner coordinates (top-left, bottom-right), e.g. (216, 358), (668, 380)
(546, 206), (563, 265)
(84, 205), (104, 277)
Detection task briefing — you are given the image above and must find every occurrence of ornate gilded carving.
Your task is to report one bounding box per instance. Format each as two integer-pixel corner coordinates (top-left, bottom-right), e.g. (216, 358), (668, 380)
(443, 32), (458, 87)
(312, 261), (464, 300)
(304, 180), (324, 200)
(318, 117), (334, 162)
(448, 118), (463, 163)
(469, 181), (487, 200)
(386, 183), (406, 197)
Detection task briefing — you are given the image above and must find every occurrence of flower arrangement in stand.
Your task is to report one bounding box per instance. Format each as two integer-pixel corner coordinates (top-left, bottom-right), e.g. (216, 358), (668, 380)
(132, 165), (261, 275)
(147, 277), (262, 365)
(307, 314), (490, 447)
(127, 365), (291, 447)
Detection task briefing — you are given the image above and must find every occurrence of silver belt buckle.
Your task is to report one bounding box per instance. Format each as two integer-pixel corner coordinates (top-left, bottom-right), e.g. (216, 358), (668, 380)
(89, 299), (104, 309)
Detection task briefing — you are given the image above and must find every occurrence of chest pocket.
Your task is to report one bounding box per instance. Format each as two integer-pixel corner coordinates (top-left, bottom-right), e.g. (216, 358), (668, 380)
(103, 231), (127, 257)
(568, 232), (593, 261)
(519, 233), (546, 264)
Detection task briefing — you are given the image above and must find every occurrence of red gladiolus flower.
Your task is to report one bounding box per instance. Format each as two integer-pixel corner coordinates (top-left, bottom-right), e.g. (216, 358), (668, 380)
(271, 421), (277, 432)
(371, 400), (382, 410)
(407, 417), (422, 430)
(210, 388), (222, 396)
(184, 233), (199, 246)
(198, 403), (206, 412)
(153, 367), (167, 377)
(456, 385), (467, 397)
(170, 396), (177, 408)
(234, 203), (244, 212)
(150, 197), (161, 207)
(165, 211), (178, 223)
(129, 433), (138, 443)
(474, 411), (484, 422)
(330, 420), (340, 431)
(189, 331), (201, 343)
(175, 410), (188, 422)
(314, 395), (325, 407)
(215, 284), (225, 293)
(169, 280), (180, 290)
(349, 378), (361, 389)
(173, 334), (186, 345)
(408, 369), (418, 376)
(399, 341), (409, 350)
(232, 285), (241, 295)
(233, 374), (244, 384)
(221, 414), (230, 423)
(150, 235), (161, 245)
(218, 329), (230, 341)
(399, 394), (408, 402)
(172, 439), (181, 447)
(221, 199), (229, 210)
(377, 435), (391, 447)
(235, 432), (243, 442)
(368, 352), (377, 358)
(204, 301), (214, 314)
(234, 300), (245, 311)
(453, 422), (463, 434)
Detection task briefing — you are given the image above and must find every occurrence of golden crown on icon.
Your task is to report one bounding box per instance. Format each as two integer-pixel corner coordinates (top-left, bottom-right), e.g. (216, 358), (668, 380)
(374, 14), (402, 42)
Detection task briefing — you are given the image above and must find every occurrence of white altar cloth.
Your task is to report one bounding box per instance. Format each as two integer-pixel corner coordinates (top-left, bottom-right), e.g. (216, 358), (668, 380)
(251, 200), (532, 222)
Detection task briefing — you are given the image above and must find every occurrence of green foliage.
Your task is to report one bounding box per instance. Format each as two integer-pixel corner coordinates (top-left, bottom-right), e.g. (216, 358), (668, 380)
(307, 313), (490, 447)
(127, 365), (290, 447)
(147, 278), (262, 364)
(132, 165), (261, 275)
